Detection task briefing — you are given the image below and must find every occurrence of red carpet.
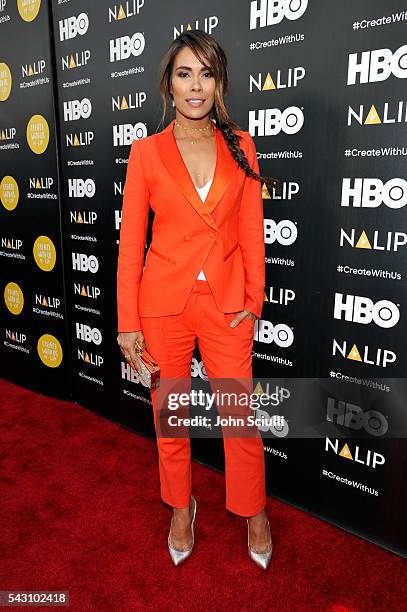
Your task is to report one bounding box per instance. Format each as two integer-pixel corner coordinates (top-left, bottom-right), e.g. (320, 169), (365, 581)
(1, 377), (406, 611)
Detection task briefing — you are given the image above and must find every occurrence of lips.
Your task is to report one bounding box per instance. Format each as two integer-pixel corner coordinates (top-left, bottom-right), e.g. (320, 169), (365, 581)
(186, 98), (205, 107)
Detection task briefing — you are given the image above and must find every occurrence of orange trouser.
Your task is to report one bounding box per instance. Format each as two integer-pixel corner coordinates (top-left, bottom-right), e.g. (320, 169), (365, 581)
(140, 278), (266, 517)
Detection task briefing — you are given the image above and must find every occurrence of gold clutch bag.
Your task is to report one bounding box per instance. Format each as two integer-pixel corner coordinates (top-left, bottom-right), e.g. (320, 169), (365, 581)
(135, 341), (160, 389)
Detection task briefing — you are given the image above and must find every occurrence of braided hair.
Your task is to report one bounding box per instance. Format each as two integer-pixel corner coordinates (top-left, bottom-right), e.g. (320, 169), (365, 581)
(214, 116), (280, 191)
(158, 29), (281, 194)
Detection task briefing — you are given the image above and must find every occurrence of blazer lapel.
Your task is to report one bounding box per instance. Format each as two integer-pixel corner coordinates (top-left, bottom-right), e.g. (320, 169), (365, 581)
(155, 118), (238, 230)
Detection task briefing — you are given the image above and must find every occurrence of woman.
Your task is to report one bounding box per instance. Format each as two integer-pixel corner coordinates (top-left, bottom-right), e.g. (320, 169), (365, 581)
(117, 30), (278, 569)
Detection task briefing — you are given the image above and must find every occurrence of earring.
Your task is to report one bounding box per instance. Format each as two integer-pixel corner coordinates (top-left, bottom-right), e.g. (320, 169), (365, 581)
(172, 98), (175, 107)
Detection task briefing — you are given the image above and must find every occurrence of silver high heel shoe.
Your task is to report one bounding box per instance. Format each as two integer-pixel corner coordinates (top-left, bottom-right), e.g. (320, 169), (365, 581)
(168, 495), (197, 566)
(247, 517), (273, 569)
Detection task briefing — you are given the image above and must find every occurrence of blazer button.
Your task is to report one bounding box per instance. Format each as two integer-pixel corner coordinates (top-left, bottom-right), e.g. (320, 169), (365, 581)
(208, 231), (215, 237)
(184, 234), (191, 241)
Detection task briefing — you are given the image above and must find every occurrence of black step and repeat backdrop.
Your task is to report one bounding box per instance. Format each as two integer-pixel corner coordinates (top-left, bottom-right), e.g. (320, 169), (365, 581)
(0, 0), (70, 397)
(1, 0), (406, 558)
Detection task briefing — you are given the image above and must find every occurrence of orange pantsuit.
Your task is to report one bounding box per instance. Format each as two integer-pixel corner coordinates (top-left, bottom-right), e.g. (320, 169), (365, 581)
(117, 119), (266, 516)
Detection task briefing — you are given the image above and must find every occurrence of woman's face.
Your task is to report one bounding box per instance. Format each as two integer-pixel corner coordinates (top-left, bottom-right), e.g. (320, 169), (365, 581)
(170, 46), (216, 121)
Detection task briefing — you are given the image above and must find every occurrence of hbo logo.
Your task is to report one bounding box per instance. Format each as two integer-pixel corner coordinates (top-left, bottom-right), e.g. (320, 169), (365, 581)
(59, 13), (89, 41)
(110, 32), (145, 62)
(75, 323), (102, 345)
(249, 107), (304, 136)
(327, 399), (388, 437)
(341, 178), (407, 209)
(255, 408), (290, 436)
(190, 357), (208, 381)
(348, 44), (407, 85)
(68, 178), (96, 198)
(256, 321), (294, 347)
(264, 219), (298, 245)
(250, 0), (308, 30)
(63, 98), (92, 122)
(113, 122), (148, 146)
(334, 294), (400, 329)
(72, 252), (99, 273)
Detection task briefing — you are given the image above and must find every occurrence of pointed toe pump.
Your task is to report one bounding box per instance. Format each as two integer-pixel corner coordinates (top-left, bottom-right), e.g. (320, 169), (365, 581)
(247, 518), (273, 570)
(168, 495), (197, 566)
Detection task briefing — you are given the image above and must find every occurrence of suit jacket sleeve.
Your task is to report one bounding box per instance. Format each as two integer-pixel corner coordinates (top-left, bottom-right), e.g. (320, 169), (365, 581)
(238, 132), (266, 319)
(117, 139), (150, 332)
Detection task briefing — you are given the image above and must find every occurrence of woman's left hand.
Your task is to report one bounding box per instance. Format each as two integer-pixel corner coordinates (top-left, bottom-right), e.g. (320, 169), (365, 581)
(229, 309), (258, 328)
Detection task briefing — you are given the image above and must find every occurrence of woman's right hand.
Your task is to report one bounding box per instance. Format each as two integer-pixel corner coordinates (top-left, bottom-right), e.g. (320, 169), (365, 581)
(117, 330), (145, 373)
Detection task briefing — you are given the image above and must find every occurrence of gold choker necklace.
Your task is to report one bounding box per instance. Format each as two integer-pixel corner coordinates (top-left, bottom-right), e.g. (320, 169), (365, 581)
(174, 119), (214, 144)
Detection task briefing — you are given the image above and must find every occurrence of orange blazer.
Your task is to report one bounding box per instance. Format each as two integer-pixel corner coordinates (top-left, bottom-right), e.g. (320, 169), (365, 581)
(117, 118), (265, 332)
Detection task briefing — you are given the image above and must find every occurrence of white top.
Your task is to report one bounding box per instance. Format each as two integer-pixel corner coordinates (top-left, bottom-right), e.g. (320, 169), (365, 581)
(195, 177), (213, 201)
(195, 178), (213, 280)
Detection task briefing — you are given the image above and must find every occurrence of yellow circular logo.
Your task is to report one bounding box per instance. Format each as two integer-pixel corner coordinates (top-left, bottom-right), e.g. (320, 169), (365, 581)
(4, 281), (24, 315)
(37, 334), (63, 368)
(33, 235), (56, 271)
(17, 0), (41, 22)
(0, 62), (12, 101)
(0, 176), (19, 211)
(26, 114), (49, 154)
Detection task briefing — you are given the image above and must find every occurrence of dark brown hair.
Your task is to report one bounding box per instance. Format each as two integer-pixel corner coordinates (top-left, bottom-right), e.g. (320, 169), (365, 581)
(158, 29), (280, 192)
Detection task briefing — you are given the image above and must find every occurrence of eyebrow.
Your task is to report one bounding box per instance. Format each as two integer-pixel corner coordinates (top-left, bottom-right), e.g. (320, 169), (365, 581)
(175, 65), (211, 71)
